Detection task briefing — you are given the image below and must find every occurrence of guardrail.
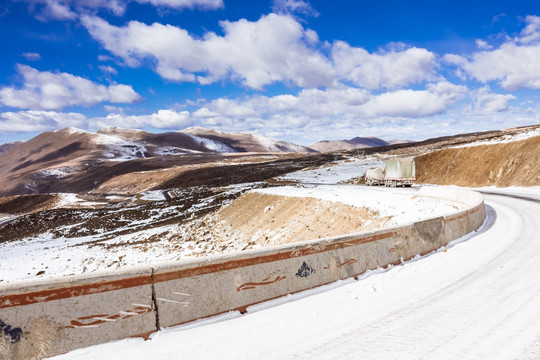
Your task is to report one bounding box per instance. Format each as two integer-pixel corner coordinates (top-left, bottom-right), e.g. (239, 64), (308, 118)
(0, 187), (486, 359)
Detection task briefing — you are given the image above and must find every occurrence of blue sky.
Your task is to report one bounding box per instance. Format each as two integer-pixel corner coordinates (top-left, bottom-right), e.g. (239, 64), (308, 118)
(1, 0), (540, 145)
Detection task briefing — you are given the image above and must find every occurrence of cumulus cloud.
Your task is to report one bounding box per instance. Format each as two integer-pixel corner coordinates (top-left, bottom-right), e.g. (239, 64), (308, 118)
(83, 14), (437, 90)
(0, 80), (468, 142)
(90, 109), (191, 129)
(0, 108), (191, 134)
(0, 110), (87, 133)
(446, 15), (540, 91)
(193, 82), (466, 127)
(473, 86), (516, 113)
(83, 13), (334, 89)
(0, 64), (141, 110)
(332, 41), (436, 89)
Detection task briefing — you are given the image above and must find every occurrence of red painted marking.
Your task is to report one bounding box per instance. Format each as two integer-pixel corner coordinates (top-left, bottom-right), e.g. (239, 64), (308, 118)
(237, 275), (286, 292)
(0, 276), (152, 309)
(1, 231), (393, 308)
(338, 259), (357, 267)
(155, 232), (393, 284)
(447, 213), (467, 222)
(324, 258), (357, 270)
(389, 248), (396, 253)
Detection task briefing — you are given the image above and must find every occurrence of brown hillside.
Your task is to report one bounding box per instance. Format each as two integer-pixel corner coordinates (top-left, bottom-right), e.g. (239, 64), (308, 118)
(205, 192), (389, 248)
(415, 136), (540, 187)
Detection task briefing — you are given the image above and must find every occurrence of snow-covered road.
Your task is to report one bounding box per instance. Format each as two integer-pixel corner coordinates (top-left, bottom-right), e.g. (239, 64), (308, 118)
(53, 188), (540, 360)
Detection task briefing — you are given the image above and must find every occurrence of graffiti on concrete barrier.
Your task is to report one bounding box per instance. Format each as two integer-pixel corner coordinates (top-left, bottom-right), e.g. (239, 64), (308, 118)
(296, 261), (315, 278)
(0, 319), (23, 344)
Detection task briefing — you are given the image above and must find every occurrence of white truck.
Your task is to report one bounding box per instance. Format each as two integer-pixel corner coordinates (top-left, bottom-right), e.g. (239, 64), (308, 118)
(383, 159), (415, 187)
(364, 167), (385, 186)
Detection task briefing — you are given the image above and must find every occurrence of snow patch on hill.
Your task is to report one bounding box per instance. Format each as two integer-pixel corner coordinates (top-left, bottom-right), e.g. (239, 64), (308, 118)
(277, 157), (385, 184)
(451, 127), (540, 149)
(184, 133), (237, 153)
(92, 133), (147, 160)
(254, 185), (465, 226)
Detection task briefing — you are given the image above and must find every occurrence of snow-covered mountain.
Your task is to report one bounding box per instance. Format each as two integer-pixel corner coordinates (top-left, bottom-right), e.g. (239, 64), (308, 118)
(0, 126), (315, 196)
(182, 126), (315, 153)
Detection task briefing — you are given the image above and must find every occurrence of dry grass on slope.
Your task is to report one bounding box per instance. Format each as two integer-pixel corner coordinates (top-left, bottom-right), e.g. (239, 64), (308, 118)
(415, 136), (540, 187)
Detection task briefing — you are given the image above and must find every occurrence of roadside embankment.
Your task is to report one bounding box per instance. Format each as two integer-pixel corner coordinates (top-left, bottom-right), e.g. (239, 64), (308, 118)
(415, 135), (540, 187)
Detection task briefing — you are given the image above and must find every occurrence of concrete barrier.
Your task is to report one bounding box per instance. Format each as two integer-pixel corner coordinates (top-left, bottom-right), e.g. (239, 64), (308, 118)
(0, 268), (156, 359)
(0, 187), (486, 359)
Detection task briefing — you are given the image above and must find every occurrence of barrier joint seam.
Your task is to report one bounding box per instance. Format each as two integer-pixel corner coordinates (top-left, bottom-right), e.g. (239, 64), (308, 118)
(150, 268), (161, 331)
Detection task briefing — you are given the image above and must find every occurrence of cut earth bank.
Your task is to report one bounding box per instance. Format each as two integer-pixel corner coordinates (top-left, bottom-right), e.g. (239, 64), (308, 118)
(201, 185), (468, 249)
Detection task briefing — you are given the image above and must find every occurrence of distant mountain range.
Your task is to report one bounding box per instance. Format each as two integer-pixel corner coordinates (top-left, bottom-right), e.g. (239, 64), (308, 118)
(0, 127), (407, 196)
(309, 137), (411, 152)
(0, 140), (24, 154)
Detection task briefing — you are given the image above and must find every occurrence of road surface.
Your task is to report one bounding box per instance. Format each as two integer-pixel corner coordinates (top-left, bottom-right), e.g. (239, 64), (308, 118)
(54, 187), (540, 360)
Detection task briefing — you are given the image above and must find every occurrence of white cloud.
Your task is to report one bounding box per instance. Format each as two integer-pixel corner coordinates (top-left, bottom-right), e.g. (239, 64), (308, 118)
(98, 65), (118, 75)
(0, 110), (87, 133)
(474, 86), (516, 113)
(90, 109), (191, 129)
(83, 13), (334, 89)
(0, 64), (141, 110)
(332, 41), (436, 89)
(192, 82), (466, 132)
(22, 52), (42, 61)
(83, 14), (438, 90)
(136, 0), (223, 10)
(518, 15), (540, 44)
(272, 0), (319, 17)
(0, 108), (192, 134)
(475, 39), (492, 50)
(447, 15), (540, 91)
(23, 0), (222, 21)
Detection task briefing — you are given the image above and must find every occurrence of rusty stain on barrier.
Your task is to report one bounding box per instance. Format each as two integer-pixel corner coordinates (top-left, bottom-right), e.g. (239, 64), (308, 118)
(237, 275), (286, 292)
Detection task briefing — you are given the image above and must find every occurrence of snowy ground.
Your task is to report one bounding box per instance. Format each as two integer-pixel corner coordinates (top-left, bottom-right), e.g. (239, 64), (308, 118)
(51, 187), (540, 360)
(450, 127), (540, 148)
(275, 156), (385, 183)
(254, 185), (465, 226)
(0, 184), (463, 284)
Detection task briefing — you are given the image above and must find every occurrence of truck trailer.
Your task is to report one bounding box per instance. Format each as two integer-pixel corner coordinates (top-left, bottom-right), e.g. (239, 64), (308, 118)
(384, 159), (415, 187)
(364, 167), (385, 186)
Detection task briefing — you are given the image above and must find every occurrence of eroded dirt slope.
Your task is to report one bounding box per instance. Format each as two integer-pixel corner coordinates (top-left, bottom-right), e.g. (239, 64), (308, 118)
(416, 135), (540, 187)
(206, 192), (389, 247)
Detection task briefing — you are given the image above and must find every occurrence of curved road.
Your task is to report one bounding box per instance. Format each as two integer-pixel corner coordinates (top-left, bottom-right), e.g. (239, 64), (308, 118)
(57, 188), (540, 360)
